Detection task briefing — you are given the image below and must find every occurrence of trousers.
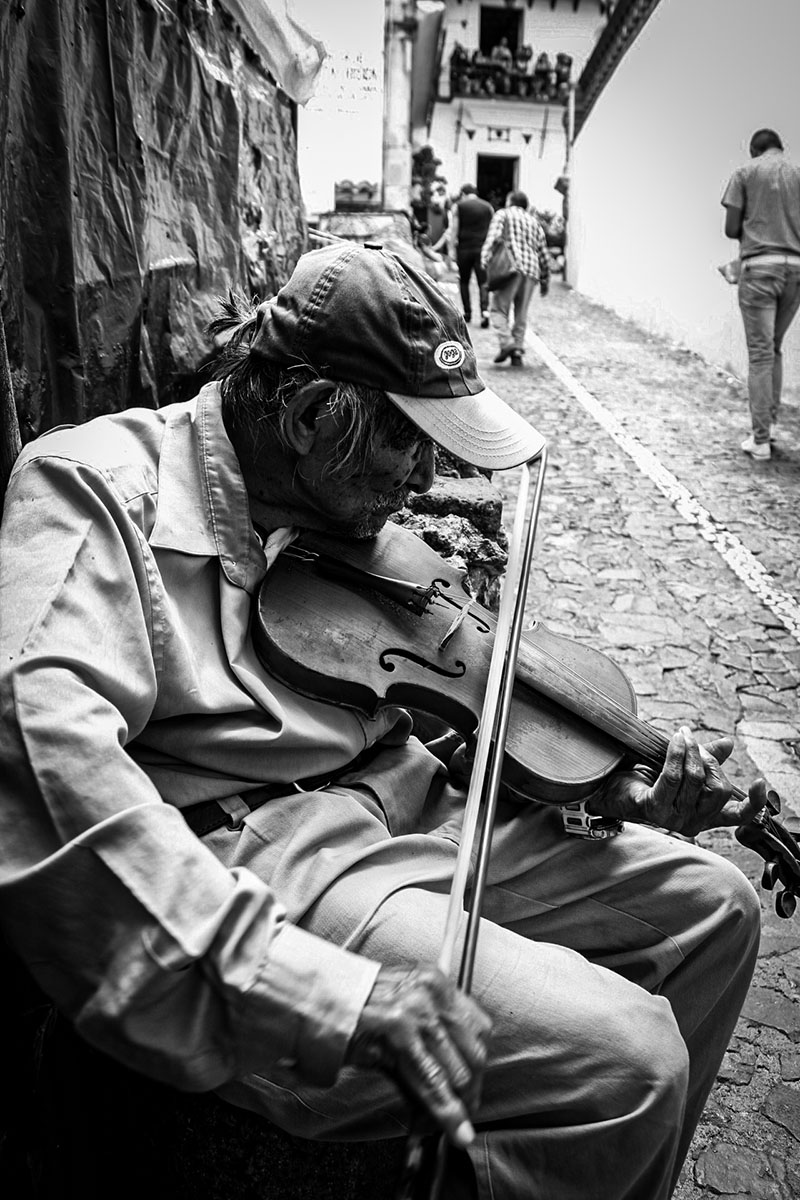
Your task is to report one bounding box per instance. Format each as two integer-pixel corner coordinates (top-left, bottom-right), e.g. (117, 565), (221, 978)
(209, 741), (761, 1200)
(738, 261), (800, 442)
(457, 247), (489, 320)
(490, 272), (538, 353)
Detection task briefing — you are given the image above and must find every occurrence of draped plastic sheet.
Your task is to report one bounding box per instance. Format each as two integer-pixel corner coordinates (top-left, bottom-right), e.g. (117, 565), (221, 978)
(0, 0), (309, 435)
(222, 0), (327, 105)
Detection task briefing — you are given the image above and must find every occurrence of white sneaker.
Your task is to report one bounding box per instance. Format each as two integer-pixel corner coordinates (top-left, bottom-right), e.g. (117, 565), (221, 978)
(741, 435), (771, 460)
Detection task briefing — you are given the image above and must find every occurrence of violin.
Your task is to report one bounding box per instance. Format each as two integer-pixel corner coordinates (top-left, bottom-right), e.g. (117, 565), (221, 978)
(253, 522), (800, 918)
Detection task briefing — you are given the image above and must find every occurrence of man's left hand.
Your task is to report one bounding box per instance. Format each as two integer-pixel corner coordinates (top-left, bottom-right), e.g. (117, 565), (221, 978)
(588, 725), (771, 837)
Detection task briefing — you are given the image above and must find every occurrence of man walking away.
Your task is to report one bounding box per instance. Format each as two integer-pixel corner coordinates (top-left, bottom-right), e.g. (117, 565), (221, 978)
(450, 183), (494, 327)
(722, 128), (800, 461)
(481, 190), (550, 366)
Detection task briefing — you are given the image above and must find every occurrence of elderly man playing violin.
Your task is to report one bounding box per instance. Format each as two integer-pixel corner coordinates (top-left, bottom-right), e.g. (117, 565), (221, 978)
(0, 244), (766, 1200)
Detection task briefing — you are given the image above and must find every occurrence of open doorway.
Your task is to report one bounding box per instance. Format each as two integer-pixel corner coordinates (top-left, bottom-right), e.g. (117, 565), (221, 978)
(477, 155), (518, 209)
(479, 5), (522, 56)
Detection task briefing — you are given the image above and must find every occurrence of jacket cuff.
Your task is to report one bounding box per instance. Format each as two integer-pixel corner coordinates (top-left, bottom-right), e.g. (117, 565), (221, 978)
(252, 921), (381, 1086)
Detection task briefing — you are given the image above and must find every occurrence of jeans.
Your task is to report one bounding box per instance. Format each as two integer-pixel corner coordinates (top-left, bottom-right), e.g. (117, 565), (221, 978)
(489, 272), (538, 352)
(457, 248), (488, 320)
(738, 261), (800, 442)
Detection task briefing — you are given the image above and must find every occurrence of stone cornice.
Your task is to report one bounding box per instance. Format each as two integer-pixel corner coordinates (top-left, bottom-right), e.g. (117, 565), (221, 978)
(575, 0), (663, 135)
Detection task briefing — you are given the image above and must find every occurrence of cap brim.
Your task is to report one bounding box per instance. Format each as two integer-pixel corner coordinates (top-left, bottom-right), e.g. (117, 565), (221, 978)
(387, 385), (546, 470)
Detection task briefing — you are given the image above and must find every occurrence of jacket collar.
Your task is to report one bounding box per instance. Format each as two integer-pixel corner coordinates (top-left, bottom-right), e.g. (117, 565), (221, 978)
(150, 382), (266, 592)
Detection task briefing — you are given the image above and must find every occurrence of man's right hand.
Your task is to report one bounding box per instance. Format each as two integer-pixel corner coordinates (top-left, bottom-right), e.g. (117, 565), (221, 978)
(346, 964), (491, 1148)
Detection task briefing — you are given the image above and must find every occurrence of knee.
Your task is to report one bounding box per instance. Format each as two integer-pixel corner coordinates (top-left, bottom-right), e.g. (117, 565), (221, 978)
(579, 997), (690, 1125)
(696, 853), (761, 952)
(727, 864), (762, 962)
(622, 995), (689, 1087)
(747, 340), (774, 366)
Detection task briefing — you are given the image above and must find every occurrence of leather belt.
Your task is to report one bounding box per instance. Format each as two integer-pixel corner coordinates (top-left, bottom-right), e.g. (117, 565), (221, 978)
(180, 743), (384, 838)
(744, 253), (800, 266)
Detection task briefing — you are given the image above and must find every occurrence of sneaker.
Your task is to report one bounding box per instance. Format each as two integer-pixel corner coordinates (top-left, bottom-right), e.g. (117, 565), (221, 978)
(480, 312), (490, 329)
(741, 435), (771, 460)
(493, 347), (513, 364)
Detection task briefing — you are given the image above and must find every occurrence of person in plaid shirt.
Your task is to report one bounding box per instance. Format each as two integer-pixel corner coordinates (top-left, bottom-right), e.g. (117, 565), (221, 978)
(480, 190), (550, 365)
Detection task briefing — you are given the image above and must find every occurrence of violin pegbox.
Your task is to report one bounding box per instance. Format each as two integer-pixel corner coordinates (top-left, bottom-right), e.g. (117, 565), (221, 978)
(735, 798), (800, 919)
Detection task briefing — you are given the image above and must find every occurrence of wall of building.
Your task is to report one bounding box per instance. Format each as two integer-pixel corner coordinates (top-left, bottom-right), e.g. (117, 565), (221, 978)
(427, 0), (604, 211)
(427, 95), (566, 213)
(296, 0), (386, 217)
(437, 0), (604, 90)
(568, 0), (800, 386)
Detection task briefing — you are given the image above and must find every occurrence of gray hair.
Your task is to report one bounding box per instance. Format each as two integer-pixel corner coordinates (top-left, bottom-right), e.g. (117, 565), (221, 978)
(208, 290), (424, 481)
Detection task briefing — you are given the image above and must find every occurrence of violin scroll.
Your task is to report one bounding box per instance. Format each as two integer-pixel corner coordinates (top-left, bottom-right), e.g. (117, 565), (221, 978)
(735, 796), (800, 919)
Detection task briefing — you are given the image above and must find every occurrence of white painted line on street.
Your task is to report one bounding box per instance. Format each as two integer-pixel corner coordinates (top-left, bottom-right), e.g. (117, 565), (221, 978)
(526, 330), (800, 645)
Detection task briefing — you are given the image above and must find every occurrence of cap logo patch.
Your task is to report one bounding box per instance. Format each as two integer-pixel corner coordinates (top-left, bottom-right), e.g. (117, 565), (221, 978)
(434, 341), (466, 371)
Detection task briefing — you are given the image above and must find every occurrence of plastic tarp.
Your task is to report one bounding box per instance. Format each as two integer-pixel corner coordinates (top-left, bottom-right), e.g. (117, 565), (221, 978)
(222, 0), (328, 105)
(0, 0), (308, 435)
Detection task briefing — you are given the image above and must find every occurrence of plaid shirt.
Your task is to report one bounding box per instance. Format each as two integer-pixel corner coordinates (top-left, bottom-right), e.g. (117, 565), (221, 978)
(481, 205), (550, 285)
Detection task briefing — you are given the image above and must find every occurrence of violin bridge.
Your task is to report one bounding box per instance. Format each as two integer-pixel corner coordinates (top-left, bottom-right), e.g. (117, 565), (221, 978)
(438, 600), (474, 652)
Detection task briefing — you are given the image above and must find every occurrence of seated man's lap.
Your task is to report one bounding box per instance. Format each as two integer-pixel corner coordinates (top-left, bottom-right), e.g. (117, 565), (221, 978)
(210, 762), (757, 1142)
(216, 766), (757, 992)
(218, 880), (687, 1142)
(483, 800), (758, 985)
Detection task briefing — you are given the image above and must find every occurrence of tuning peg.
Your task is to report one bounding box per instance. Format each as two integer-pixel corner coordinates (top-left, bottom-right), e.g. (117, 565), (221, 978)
(761, 861), (780, 890)
(776, 890), (797, 919)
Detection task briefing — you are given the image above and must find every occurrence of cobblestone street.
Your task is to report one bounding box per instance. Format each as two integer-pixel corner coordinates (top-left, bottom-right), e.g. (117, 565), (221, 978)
(460, 277), (800, 1200)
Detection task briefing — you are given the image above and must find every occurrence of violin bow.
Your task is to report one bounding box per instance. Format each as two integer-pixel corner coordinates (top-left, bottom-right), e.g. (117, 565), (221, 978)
(395, 444), (549, 1200)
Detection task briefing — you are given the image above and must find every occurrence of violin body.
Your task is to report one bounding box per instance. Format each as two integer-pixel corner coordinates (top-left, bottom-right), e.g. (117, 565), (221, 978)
(253, 522), (800, 917)
(254, 522), (634, 803)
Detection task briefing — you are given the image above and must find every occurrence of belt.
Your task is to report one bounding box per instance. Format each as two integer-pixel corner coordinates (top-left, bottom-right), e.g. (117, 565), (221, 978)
(180, 743), (384, 838)
(744, 253), (800, 266)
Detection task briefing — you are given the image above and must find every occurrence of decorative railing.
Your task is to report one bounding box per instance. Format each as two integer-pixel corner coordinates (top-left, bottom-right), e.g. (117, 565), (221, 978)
(447, 46), (573, 101)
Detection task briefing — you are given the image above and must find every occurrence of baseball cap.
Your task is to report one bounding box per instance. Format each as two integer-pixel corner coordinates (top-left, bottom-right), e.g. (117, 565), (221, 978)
(248, 243), (545, 470)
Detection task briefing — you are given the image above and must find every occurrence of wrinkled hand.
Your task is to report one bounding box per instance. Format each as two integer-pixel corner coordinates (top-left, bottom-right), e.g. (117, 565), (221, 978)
(589, 725), (771, 838)
(346, 964), (491, 1149)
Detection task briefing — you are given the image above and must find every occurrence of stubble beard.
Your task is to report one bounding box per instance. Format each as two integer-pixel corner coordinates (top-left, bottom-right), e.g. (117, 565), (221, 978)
(340, 486), (411, 540)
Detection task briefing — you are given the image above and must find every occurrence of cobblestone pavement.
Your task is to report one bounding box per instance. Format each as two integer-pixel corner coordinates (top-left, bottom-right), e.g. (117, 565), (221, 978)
(457, 277), (800, 1199)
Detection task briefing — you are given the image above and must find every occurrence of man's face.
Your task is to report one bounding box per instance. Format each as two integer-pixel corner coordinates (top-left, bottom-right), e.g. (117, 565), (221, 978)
(298, 408), (436, 538)
(242, 387), (438, 540)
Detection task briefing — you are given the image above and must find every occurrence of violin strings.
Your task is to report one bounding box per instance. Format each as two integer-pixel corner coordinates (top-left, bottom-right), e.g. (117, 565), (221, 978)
(434, 601), (754, 805)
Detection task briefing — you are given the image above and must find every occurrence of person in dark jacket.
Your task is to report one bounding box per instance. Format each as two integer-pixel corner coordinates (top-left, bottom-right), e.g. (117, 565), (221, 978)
(449, 184), (495, 327)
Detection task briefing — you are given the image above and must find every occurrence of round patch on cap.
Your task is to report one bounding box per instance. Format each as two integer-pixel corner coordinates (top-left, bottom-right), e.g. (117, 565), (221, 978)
(433, 341), (466, 370)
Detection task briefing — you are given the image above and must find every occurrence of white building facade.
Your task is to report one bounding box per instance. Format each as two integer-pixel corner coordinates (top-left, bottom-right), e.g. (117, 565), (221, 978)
(426, 0), (609, 214)
(296, 0), (387, 217)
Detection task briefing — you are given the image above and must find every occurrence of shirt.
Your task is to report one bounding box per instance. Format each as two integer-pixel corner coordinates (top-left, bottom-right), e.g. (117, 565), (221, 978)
(0, 383), (409, 1091)
(722, 147), (800, 259)
(481, 205), (551, 284)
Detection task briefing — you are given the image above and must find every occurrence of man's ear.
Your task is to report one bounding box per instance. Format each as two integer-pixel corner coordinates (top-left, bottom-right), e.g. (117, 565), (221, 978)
(283, 380), (337, 455)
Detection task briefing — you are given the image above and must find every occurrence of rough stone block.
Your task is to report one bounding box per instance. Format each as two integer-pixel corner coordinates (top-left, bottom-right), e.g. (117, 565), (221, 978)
(409, 475), (504, 537)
